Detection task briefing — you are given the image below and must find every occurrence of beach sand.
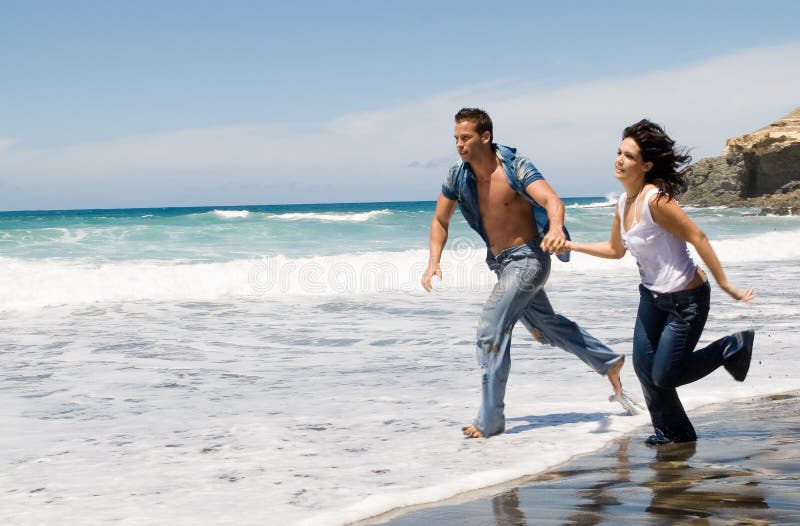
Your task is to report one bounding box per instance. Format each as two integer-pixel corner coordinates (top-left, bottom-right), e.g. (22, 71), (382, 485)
(360, 391), (800, 525)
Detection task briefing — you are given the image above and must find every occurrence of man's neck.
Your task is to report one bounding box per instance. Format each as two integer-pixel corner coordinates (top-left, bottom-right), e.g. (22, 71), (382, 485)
(469, 148), (499, 181)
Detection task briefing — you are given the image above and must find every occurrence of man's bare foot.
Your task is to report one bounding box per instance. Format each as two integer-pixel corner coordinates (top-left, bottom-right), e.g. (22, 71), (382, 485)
(530, 329), (542, 343)
(607, 356), (624, 396)
(462, 425), (483, 438)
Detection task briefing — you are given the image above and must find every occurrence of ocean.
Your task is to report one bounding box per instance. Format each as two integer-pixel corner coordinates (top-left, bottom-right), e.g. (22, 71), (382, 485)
(2, 197), (799, 525)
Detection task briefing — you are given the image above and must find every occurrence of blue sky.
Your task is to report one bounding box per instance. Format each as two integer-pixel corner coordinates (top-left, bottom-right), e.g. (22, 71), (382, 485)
(1, 1), (799, 211)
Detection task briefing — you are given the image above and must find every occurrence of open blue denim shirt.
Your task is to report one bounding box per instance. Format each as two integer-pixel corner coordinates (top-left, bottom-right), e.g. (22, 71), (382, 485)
(441, 143), (571, 267)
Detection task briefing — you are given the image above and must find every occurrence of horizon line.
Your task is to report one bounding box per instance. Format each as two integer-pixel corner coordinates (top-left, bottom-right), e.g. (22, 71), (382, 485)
(0, 195), (613, 215)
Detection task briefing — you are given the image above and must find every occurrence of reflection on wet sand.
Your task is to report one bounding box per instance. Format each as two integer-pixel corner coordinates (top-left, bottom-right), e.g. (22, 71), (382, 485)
(368, 392), (800, 525)
(491, 489), (527, 526)
(644, 441), (767, 520)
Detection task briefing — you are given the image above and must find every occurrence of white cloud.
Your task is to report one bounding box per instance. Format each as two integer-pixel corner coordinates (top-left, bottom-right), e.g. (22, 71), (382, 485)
(1, 42), (798, 210)
(0, 137), (17, 151)
(466, 43), (800, 173)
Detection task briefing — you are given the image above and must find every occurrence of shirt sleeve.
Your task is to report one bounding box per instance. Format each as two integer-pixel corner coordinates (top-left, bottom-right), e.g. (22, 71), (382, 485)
(516, 156), (545, 189)
(441, 165), (459, 200)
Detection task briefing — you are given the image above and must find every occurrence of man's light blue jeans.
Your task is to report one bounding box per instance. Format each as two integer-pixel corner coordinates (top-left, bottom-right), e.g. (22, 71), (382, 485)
(474, 241), (623, 437)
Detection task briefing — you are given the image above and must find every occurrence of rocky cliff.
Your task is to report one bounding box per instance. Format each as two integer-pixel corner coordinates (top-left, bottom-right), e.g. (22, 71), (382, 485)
(679, 107), (800, 215)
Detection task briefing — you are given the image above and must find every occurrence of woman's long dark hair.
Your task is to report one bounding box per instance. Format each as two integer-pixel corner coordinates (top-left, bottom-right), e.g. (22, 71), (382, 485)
(623, 119), (692, 200)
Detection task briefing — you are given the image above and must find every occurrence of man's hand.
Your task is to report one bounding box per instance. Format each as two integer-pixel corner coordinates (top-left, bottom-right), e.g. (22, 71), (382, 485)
(421, 262), (442, 292)
(525, 180), (567, 255)
(540, 226), (567, 255)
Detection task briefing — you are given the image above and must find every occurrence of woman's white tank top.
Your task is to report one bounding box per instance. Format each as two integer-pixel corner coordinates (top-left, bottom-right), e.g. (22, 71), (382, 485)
(618, 188), (697, 293)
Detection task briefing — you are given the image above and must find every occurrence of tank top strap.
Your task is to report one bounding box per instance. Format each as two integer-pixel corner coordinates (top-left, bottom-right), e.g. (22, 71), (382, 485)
(640, 188), (661, 225)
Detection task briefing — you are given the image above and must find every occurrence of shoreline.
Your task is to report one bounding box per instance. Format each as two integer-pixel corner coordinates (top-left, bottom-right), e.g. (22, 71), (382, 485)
(354, 391), (800, 525)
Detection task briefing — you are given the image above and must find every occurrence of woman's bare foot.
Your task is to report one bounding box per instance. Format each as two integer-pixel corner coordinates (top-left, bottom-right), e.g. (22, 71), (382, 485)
(462, 425), (483, 438)
(607, 355), (624, 396)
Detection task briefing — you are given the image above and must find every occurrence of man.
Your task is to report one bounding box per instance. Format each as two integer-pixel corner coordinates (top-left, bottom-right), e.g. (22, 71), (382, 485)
(422, 108), (636, 439)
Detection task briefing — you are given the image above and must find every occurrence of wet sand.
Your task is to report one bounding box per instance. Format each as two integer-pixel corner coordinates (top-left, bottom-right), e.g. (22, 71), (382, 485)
(360, 391), (800, 525)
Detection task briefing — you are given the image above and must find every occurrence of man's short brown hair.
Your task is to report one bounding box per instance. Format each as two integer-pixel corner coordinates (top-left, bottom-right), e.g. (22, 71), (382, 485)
(455, 108), (493, 142)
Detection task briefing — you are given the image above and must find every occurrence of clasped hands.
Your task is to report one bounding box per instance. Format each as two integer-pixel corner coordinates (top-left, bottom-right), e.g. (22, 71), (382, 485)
(540, 230), (568, 255)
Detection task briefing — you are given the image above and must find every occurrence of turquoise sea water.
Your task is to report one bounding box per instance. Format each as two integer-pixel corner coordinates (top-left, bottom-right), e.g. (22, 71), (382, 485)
(2, 197), (797, 262)
(4, 196), (798, 310)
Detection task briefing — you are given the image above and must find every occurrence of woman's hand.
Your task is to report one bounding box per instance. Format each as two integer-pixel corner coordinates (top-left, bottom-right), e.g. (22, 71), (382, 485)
(720, 282), (756, 302)
(540, 227), (567, 254)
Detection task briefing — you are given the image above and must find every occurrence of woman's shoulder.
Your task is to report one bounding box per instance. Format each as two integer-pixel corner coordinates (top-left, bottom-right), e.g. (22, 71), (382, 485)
(645, 186), (679, 211)
(643, 185), (660, 201)
(646, 187), (692, 228)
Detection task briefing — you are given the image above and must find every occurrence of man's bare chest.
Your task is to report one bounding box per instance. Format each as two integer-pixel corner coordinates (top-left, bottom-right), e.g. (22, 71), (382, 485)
(476, 168), (524, 212)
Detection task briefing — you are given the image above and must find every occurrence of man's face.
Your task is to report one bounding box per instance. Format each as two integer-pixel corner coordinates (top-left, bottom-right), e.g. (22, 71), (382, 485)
(454, 120), (490, 162)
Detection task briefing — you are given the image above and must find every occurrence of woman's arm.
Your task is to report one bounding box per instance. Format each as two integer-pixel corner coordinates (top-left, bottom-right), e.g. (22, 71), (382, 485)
(650, 195), (755, 301)
(566, 212), (627, 259)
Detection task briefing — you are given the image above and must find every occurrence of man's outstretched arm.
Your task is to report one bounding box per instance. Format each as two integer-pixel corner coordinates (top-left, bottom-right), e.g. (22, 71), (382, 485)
(525, 180), (566, 254)
(422, 193), (457, 292)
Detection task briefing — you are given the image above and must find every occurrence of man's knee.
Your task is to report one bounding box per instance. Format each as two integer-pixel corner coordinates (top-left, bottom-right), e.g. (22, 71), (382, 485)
(477, 323), (511, 349)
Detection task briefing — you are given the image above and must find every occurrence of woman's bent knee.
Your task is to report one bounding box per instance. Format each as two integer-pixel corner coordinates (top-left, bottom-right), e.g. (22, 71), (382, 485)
(652, 369), (679, 389)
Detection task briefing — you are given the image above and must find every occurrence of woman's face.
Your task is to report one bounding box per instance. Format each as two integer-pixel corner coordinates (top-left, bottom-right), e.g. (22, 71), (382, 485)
(615, 137), (652, 183)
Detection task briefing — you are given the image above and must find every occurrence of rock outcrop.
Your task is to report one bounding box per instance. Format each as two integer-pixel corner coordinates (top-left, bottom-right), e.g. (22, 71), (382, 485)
(679, 107), (800, 215)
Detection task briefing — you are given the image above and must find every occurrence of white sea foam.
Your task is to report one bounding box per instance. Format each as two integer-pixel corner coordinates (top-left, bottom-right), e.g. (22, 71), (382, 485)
(567, 193), (619, 209)
(267, 209), (391, 222)
(4, 203), (799, 526)
(212, 209), (250, 219)
(0, 251), (465, 311)
(2, 259), (798, 526)
(46, 227), (88, 243)
(690, 230), (800, 263)
(682, 204), (756, 212)
(1, 229), (798, 312)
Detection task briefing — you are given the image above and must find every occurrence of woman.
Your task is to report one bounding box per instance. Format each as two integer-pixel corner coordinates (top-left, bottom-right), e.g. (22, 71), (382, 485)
(566, 119), (755, 445)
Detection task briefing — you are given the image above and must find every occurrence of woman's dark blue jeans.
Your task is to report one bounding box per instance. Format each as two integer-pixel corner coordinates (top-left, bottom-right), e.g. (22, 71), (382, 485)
(632, 281), (732, 441)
